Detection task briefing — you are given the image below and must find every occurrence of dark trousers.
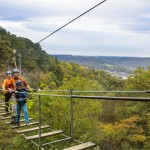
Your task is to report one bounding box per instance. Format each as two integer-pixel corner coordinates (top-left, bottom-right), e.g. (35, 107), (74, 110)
(4, 93), (12, 113)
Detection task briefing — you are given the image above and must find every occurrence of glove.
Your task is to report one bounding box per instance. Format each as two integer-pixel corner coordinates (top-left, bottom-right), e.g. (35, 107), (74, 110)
(9, 89), (15, 93)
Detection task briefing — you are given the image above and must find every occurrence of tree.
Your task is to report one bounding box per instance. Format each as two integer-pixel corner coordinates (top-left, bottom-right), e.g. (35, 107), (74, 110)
(101, 116), (146, 150)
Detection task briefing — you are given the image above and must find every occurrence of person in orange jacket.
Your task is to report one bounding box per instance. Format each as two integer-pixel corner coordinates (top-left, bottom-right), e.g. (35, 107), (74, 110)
(2, 71), (12, 114)
(8, 69), (31, 124)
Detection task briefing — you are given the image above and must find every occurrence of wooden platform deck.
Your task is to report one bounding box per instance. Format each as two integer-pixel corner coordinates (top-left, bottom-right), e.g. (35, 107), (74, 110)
(1, 114), (24, 120)
(11, 122), (39, 128)
(17, 125), (50, 133)
(6, 118), (33, 124)
(63, 142), (96, 150)
(25, 130), (63, 140)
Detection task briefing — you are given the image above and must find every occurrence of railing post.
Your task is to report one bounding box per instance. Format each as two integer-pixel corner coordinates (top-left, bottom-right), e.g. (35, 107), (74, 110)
(18, 53), (21, 76)
(70, 89), (73, 138)
(38, 94), (41, 150)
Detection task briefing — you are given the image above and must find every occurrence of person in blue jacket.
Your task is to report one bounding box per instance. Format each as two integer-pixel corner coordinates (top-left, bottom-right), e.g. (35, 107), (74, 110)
(15, 80), (29, 126)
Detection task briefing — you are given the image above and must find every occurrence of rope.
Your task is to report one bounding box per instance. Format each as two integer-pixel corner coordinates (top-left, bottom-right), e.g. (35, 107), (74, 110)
(36, 0), (107, 44)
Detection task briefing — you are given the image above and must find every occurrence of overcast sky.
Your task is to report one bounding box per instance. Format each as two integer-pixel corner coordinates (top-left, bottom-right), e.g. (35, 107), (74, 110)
(0, 0), (150, 57)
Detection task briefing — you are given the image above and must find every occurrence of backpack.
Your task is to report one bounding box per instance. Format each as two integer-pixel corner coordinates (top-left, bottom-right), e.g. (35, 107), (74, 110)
(15, 88), (27, 106)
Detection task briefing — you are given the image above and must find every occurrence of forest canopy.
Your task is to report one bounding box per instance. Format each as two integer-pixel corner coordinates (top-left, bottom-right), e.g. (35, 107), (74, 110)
(0, 27), (150, 150)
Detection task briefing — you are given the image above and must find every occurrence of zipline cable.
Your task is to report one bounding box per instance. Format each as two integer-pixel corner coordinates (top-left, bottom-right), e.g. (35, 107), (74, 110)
(36, 0), (107, 44)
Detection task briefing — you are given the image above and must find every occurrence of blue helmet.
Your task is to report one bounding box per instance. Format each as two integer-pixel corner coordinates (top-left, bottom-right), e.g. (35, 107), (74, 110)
(16, 80), (23, 87)
(6, 71), (12, 75)
(12, 69), (19, 74)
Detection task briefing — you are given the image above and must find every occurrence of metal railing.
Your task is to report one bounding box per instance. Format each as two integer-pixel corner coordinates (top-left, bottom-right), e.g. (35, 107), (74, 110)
(36, 89), (150, 150)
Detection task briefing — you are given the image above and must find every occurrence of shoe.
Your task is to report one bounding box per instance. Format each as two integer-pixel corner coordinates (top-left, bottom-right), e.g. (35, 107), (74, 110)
(26, 122), (30, 126)
(16, 122), (20, 127)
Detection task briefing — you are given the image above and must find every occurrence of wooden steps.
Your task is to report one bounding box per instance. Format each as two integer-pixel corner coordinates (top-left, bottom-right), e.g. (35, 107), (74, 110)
(0, 102), (5, 104)
(25, 130), (63, 140)
(1, 116), (12, 120)
(0, 110), (6, 115)
(0, 98), (97, 149)
(17, 125), (50, 133)
(0, 110), (5, 113)
(1, 114), (24, 120)
(6, 118), (33, 124)
(0, 112), (8, 115)
(11, 122), (39, 128)
(63, 142), (96, 150)
(0, 103), (5, 105)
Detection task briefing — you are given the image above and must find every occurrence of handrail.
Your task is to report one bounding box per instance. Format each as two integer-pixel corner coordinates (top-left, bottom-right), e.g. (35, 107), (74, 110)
(2, 89), (150, 93)
(31, 90), (150, 93)
(37, 91), (150, 149)
(71, 95), (150, 102)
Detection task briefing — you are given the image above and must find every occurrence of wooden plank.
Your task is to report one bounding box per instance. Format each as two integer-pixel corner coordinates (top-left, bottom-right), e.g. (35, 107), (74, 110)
(0, 103), (5, 107)
(6, 118), (33, 124)
(0, 108), (5, 110)
(1, 116), (11, 120)
(0, 103), (5, 105)
(0, 109), (5, 111)
(1, 114), (24, 120)
(0, 110), (6, 115)
(0, 112), (8, 115)
(63, 142), (96, 150)
(11, 122), (39, 129)
(25, 130), (63, 140)
(2, 115), (23, 120)
(17, 125), (50, 133)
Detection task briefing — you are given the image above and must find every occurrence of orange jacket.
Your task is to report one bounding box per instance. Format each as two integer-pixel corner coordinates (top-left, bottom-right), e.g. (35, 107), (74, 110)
(2, 78), (12, 94)
(8, 77), (27, 90)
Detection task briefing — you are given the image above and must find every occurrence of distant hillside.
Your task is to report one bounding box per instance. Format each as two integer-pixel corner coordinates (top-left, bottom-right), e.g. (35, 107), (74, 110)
(53, 55), (150, 75)
(53, 55), (150, 68)
(0, 27), (52, 72)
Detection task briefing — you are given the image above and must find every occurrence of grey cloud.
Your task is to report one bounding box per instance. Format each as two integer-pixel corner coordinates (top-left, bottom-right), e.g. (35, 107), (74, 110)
(0, 0), (150, 57)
